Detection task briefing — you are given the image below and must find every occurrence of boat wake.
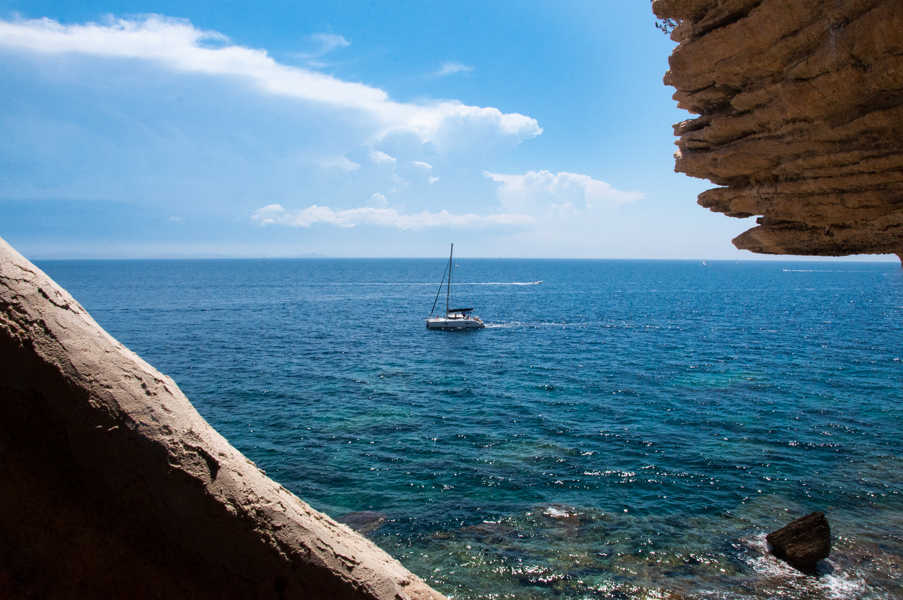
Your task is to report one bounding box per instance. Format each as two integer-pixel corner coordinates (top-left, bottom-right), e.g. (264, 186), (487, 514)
(782, 269), (870, 273)
(458, 281), (543, 286)
(316, 281), (543, 286)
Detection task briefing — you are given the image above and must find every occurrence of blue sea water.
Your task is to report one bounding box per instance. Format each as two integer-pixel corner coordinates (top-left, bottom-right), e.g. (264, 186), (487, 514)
(37, 258), (903, 599)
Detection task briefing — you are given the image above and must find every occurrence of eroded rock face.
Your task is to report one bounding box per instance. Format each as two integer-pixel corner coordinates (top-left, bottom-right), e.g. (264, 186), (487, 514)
(653, 0), (903, 258)
(0, 235), (445, 600)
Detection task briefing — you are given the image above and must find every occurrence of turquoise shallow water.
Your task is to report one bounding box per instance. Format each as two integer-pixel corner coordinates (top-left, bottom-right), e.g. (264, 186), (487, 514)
(37, 258), (903, 599)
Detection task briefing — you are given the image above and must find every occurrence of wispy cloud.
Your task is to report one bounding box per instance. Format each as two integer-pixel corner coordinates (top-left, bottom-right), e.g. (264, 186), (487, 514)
(252, 203), (534, 230)
(318, 156), (360, 170)
(368, 150), (396, 165)
(302, 32), (349, 57)
(413, 161), (439, 184)
(435, 61), (473, 76)
(484, 170), (643, 214)
(0, 16), (539, 144)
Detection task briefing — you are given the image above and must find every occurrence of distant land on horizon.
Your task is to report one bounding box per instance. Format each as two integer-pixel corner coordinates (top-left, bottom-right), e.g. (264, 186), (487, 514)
(31, 252), (337, 261)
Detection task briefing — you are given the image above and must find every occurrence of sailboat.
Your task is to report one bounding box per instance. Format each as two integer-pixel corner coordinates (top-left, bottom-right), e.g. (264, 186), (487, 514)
(426, 244), (485, 330)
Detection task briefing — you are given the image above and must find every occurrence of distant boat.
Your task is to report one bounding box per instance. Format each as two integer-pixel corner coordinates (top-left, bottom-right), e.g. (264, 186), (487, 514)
(426, 244), (485, 330)
(530, 281), (542, 285)
(702, 261), (707, 266)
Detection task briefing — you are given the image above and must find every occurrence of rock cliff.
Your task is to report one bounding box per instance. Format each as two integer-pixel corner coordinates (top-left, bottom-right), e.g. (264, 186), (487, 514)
(0, 236), (445, 600)
(653, 0), (903, 259)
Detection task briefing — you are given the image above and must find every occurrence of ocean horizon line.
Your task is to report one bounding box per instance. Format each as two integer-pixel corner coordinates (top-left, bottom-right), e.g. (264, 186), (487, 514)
(28, 254), (903, 263)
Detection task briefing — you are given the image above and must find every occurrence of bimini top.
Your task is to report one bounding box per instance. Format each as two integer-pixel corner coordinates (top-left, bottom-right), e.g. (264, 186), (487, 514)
(448, 307), (474, 313)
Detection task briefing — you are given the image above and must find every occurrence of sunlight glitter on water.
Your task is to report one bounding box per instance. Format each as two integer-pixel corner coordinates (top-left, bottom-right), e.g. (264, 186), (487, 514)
(37, 258), (903, 599)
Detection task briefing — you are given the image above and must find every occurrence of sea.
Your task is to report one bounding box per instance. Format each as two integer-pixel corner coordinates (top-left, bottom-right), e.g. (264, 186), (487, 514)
(36, 258), (903, 600)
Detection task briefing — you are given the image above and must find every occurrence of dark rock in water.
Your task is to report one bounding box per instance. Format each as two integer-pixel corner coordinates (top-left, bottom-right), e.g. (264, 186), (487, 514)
(766, 511), (831, 570)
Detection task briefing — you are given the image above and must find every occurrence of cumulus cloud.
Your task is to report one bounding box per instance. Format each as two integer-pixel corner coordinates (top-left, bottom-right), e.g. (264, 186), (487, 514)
(484, 170), (643, 214)
(0, 16), (540, 144)
(368, 192), (388, 207)
(252, 203), (533, 230)
(249, 168), (638, 234)
(435, 61), (473, 76)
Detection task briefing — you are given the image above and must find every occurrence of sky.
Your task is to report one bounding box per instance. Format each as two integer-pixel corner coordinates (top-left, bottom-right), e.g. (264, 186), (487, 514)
(0, 1), (894, 260)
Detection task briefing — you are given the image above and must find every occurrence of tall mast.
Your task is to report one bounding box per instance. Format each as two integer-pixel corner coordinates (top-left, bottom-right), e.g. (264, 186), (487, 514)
(446, 243), (453, 315)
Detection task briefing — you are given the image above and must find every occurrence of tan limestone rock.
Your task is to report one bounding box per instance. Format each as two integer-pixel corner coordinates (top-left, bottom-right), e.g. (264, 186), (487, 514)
(654, 0), (903, 257)
(0, 234), (446, 600)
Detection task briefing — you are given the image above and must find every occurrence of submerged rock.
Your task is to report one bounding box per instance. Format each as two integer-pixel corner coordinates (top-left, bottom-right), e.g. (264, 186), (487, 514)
(337, 512), (388, 536)
(766, 511), (831, 570)
(0, 235), (444, 600)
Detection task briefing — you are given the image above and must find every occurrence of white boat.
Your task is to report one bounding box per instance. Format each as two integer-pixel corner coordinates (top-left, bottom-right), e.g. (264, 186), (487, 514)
(426, 244), (485, 330)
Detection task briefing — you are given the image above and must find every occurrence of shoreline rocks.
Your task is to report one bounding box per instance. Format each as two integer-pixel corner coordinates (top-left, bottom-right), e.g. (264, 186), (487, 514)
(0, 235), (445, 600)
(766, 511), (831, 571)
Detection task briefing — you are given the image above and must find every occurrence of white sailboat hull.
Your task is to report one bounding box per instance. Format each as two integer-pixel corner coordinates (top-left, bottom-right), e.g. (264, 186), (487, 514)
(427, 243), (485, 330)
(426, 315), (485, 330)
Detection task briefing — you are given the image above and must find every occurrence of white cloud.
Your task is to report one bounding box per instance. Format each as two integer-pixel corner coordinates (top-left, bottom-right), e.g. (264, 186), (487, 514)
(435, 61), (473, 76)
(412, 161), (439, 183)
(0, 16), (540, 144)
(252, 203), (533, 230)
(484, 170), (643, 214)
(368, 150), (397, 165)
(250, 204), (287, 225)
(250, 169), (638, 235)
(368, 192), (388, 208)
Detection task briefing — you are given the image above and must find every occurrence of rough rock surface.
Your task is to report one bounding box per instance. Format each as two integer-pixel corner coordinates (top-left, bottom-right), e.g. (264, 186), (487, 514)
(766, 511), (831, 570)
(653, 0), (903, 259)
(0, 235), (445, 600)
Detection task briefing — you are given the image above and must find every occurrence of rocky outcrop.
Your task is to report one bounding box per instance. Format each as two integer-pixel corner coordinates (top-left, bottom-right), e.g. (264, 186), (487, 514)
(0, 236), (444, 600)
(766, 511), (831, 570)
(653, 0), (903, 259)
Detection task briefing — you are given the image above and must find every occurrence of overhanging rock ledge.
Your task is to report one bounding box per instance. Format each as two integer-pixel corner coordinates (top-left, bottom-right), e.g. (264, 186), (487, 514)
(654, 0), (903, 259)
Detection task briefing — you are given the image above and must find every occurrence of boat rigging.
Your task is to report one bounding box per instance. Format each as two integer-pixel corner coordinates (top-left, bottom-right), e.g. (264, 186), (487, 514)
(426, 244), (485, 330)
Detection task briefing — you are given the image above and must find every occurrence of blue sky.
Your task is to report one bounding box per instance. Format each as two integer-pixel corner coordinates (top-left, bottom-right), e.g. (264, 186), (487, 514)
(0, 1), (892, 260)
